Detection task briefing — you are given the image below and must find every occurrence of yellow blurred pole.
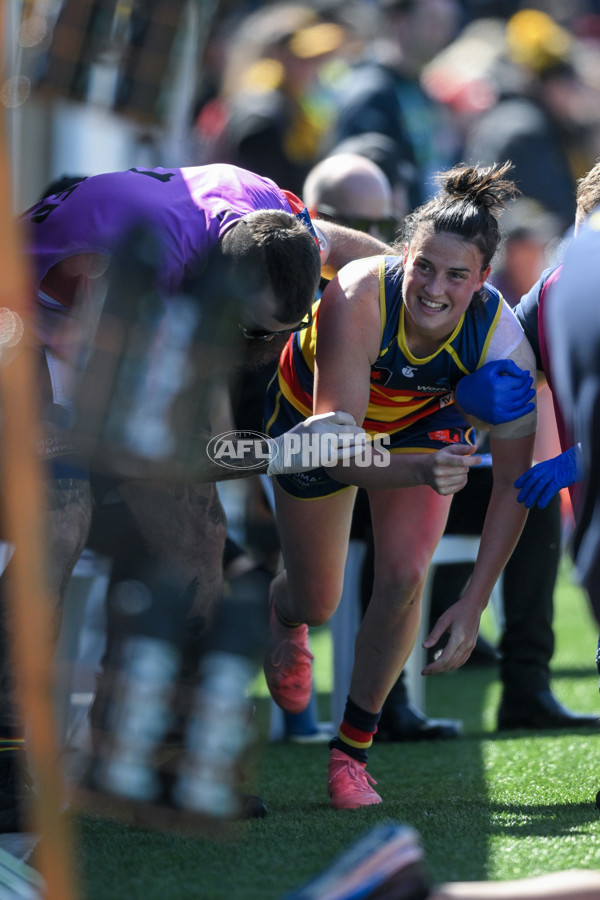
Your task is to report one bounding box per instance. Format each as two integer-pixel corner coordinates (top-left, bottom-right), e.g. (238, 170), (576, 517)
(0, 8), (78, 899)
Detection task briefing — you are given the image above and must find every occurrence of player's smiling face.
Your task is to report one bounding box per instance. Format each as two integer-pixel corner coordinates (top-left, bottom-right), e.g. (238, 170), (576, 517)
(402, 225), (490, 350)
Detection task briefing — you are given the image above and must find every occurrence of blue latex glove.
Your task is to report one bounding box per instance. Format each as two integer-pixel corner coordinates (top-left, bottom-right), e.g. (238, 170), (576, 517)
(514, 444), (583, 508)
(455, 360), (535, 425)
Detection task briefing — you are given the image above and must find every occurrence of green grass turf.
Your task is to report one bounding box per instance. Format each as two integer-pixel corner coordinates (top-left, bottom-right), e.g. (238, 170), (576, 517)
(72, 557), (600, 899)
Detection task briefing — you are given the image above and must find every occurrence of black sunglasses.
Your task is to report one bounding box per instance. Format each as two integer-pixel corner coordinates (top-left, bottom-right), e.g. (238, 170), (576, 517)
(316, 205), (398, 243)
(239, 307), (313, 341)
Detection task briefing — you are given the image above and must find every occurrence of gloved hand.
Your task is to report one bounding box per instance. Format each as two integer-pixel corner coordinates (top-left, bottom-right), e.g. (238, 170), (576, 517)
(266, 411), (366, 476)
(455, 360), (535, 425)
(514, 444), (583, 508)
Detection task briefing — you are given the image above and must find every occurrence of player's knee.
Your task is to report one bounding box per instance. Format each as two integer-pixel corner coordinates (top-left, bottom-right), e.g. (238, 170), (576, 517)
(375, 560), (426, 611)
(290, 574), (343, 626)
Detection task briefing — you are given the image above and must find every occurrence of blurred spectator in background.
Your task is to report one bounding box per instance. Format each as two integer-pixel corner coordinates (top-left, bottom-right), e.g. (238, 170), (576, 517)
(327, 0), (463, 209)
(302, 151), (398, 245)
(197, 3), (358, 195)
(421, 16), (512, 156)
(461, 8), (600, 231)
(489, 196), (562, 307)
(326, 131), (415, 222)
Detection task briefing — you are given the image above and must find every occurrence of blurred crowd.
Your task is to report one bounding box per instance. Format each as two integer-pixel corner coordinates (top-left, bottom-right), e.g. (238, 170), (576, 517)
(187, 0), (600, 236)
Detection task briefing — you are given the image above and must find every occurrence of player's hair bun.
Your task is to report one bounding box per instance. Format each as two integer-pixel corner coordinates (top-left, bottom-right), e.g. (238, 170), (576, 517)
(435, 161), (519, 216)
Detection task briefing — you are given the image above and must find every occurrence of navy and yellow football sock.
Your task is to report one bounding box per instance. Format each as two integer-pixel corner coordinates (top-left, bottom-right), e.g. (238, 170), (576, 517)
(329, 696), (380, 764)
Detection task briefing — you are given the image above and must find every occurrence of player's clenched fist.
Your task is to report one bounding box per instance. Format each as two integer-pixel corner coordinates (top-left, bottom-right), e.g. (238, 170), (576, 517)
(426, 444), (481, 495)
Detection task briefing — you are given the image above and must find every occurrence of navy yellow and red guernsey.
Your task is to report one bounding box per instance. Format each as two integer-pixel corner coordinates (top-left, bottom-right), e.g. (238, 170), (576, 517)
(265, 255), (534, 497)
(274, 256), (503, 440)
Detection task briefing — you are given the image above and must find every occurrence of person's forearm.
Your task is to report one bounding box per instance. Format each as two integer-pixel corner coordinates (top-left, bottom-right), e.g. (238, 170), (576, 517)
(460, 483), (528, 610)
(194, 458), (268, 482)
(104, 443), (270, 484)
(458, 432), (533, 609)
(328, 443), (479, 495)
(314, 220), (392, 270)
(327, 450), (429, 489)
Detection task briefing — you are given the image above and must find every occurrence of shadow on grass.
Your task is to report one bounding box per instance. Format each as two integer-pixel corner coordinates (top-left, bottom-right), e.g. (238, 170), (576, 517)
(362, 666), (496, 883)
(488, 726), (600, 740)
(551, 665), (599, 679)
(484, 801), (599, 835)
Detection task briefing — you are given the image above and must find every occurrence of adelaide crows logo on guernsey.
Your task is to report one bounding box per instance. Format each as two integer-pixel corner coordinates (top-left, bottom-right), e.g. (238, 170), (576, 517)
(428, 427), (466, 444)
(371, 365), (393, 385)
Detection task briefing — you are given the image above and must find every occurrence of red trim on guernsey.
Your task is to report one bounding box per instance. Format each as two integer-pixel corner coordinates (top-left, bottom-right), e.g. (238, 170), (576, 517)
(280, 189), (305, 215)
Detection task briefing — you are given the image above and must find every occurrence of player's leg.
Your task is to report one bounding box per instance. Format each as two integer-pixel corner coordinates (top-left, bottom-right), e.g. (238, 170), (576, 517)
(44, 474), (94, 631)
(350, 485), (452, 712)
(114, 478), (226, 624)
(328, 485), (451, 809)
(270, 482), (358, 626)
(84, 479), (233, 814)
(88, 477), (227, 715)
(264, 480), (357, 715)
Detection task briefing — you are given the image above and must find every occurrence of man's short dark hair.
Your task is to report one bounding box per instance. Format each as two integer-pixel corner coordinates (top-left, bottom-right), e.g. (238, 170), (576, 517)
(222, 210), (321, 323)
